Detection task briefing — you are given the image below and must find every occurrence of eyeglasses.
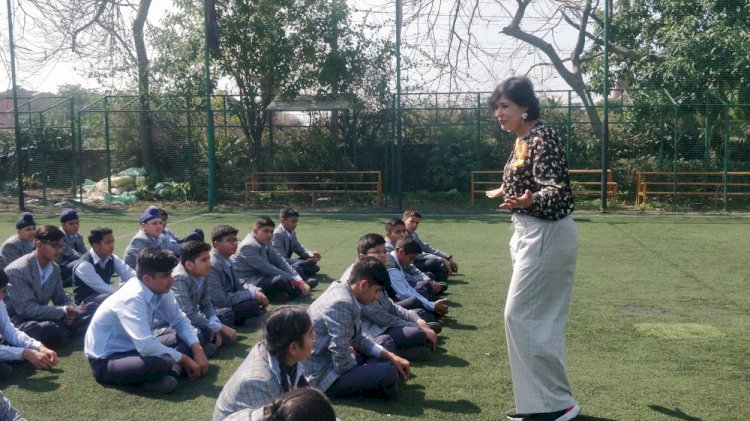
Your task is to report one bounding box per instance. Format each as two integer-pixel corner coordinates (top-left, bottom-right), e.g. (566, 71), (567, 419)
(44, 241), (64, 250)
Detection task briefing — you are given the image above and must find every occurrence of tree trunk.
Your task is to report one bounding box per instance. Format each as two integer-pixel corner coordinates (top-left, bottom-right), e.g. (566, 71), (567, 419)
(133, 0), (156, 178)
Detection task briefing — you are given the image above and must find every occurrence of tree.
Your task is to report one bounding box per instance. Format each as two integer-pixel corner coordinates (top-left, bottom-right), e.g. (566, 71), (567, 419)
(152, 0), (393, 172)
(16, 0), (159, 176)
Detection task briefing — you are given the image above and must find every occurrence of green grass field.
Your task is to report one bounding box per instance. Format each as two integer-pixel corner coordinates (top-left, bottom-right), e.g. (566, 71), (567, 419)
(1, 210), (749, 420)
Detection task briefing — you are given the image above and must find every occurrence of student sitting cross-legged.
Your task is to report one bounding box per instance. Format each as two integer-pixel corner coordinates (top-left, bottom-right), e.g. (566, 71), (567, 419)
(4, 225), (93, 349)
(338, 233), (439, 362)
(58, 208), (87, 287)
(207, 224), (268, 326)
(0, 269), (59, 381)
(231, 216), (316, 303)
(0, 212), (37, 271)
(386, 237), (449, 322)
(384, 218), (447, 300)
(123, 206), (184, 270)
(402, 209), (459, 283)
(272, 207), (322, 281)
(70, 226), (137, 307)
(212, 305), (314, 421)
(306, 257), (411, 399)
(171, 241), (237, 357)
(84, 247), (210, 394)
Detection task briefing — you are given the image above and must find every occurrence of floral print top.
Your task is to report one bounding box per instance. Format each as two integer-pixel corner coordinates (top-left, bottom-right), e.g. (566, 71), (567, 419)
(502, 122), (575, 221)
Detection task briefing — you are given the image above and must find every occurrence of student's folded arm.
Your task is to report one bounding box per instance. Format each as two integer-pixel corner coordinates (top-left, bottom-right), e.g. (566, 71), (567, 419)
(73, 262), (117, 294)
(118, 296), (183, 362)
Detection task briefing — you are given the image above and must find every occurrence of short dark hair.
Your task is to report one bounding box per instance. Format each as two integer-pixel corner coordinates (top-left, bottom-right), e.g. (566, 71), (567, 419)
(402, 209), (421, 220)
(489, 76), (541, 120)
(254, 216), (275, 230)
(35, 225), (65, 242)
(261, 387), (336, 421)
(356, 233), (386, 255)
(262, 305), (312, 360)
(158, 207), (169, 221)
(88, 226), (114, 245)
(348, 257), (390, 289)
(180, 240), (212, 265)
(136, 248), (180, 280)
(279, 207), (300, 220)
(396, 237), (422, 255)
(211, 224), (239, 243)
(0, 269), (8, 289)
(385, 217), (405, 233)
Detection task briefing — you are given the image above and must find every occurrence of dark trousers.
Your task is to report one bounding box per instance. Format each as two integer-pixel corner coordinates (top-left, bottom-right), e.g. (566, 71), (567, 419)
(382, 325), (427, 350)
(291, 259), (320, 280)
(395, 296), (437, 323)
(257, 275), (298, 301)
(414, 255), (447, 283)
(326, 335), (400, 399)
(414, 280), (437, 301)
(87, 328), (191, 386)
(81, 293), (112, 307)
(216, 300), (264, 326)
(17, 306), (95, 349)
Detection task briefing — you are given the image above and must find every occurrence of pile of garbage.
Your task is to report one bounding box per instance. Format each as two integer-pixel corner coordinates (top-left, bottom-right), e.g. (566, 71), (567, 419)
(81, 167), (146, 205)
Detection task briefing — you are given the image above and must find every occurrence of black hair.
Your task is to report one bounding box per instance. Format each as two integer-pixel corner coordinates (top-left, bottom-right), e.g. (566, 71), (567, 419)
(88, 226), (114, 246)
(136, 248), (180, 280)
(254, 216), (276, 230)
(179, 241), (212, 265)
(211, 224), (239, 243)
(348, 257), (390, 290)
(279, 207), (300, 220)
(261, 387), (336, 421)
(402, 209), (422, 220)
(384, 217), (405, 233)
(489, 76), (541, 120)
(356, 233), (386, 255)
(35, 225), (65, 242)
(262, 305), (312, 361)
(158, 207), (169, 221)
(396, 237), (422, 255)
(0, 269), (8, 289)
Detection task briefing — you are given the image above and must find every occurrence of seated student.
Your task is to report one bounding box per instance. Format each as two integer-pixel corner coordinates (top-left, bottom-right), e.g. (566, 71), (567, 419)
(387, 237), (449, 321)
(5, 225), (93, 348)
(58, 208), (86, 287)
(159, 207), (204, 245)
(306, 257), (411, 399)
(272, 207), (321, 281)
(223, 387), (337, 421)
(212, 305), (313, 420)
(402, 209), (459, 283)
(339, 233), (438, 362)
(171, 241), (237, 357)
(71, 226), (137, 306)
(384, 217), (446, 300)
(0, 212), (37, 271)
(0, 269), (59, 380)
(231, 216), (316, 303)
(124, 205), (202, 269)
(207, 225), (268, 326)
(84, 247), (210, 394)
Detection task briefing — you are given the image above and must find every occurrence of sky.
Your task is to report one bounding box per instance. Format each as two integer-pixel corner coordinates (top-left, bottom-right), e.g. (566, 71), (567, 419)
(1, 0), (582, 96)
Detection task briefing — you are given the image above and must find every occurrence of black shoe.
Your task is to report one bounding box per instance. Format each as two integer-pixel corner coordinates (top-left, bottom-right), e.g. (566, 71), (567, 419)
(0, 363), (13, 381)
(143, 375), (178, 394)
(437, 282), (448, 294)
(270, 292), (290, 303)
(305, 278), (319, 289)
(396, 346), (431, 362)
(427, 322), (442, 334)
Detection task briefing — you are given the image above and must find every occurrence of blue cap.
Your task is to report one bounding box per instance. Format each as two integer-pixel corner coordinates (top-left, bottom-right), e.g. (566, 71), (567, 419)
(140, 206), (162, 224)
(16, 212), (36, 230)
(60, 208), (79, 223)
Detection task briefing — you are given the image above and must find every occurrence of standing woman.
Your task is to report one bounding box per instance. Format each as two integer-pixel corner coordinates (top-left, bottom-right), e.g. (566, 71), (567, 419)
(486, 77), (580, 421)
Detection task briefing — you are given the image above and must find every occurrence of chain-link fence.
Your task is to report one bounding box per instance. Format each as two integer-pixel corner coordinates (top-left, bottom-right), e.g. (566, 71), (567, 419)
(2, 88), (749, 211)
